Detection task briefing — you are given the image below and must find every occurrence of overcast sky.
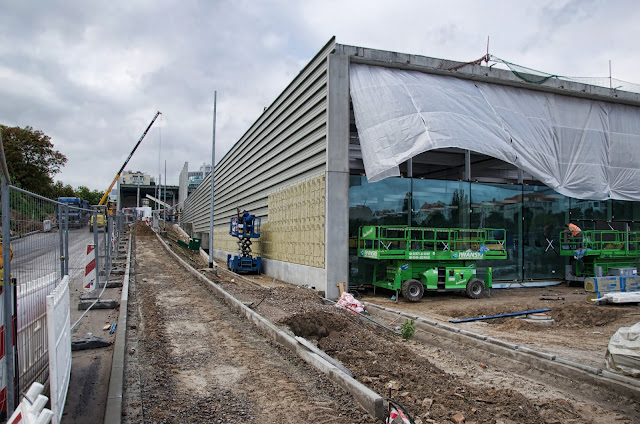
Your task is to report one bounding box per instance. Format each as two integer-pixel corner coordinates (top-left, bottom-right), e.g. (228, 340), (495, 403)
(1, 0), (638, 191)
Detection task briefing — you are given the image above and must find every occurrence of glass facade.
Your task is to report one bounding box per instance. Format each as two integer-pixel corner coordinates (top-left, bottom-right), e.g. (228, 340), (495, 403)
(349, 176), (640, 285)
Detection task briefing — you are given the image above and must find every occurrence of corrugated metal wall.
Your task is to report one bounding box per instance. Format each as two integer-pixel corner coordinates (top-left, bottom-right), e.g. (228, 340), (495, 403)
(182, 38), (335, 239)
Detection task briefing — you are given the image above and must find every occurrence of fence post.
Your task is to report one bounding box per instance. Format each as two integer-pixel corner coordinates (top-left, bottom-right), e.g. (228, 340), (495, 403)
(58, 206), (65, 280)
(1, 133), (15, 415)
(93, 211), (100, 290)
(106, 214), (112, 275)
(64, 205), (69, 277)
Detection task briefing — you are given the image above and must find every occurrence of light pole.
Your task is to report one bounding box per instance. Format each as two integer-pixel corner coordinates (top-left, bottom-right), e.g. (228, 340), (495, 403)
(209, 91), (217, 268)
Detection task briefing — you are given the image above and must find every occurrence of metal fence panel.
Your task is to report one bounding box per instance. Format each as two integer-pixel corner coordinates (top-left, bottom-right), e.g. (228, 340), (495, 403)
(2, 183), (126, 418)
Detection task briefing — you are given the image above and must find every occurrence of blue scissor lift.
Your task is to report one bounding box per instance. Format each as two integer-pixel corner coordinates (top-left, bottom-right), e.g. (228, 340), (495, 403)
(227, 213), (262, 273)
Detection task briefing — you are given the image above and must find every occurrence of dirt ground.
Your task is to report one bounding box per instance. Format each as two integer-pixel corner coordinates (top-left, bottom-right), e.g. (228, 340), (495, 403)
(128, 224), (376, 423)
(154, 223), (640, 423)
(360, 286), (640, 369)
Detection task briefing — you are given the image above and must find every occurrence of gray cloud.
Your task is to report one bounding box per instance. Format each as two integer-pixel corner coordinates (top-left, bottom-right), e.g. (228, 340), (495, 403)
(1, 0), (638, 190)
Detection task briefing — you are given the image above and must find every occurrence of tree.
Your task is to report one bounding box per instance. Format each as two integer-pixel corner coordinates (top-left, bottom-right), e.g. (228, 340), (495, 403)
(50, 181), (75, 198)
(0, 125), (67, 196)
(75, 185), (105, 205)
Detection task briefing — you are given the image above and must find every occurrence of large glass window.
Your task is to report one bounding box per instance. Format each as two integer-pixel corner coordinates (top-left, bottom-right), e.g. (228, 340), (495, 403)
(348, 175), (640, 285)
(470, 183), (522, 281)
(612, 200), (640, 229)
(522, 186), (568, 279)
(569, 198), (609, 230)
(411, 179), (470, 228)
(348, 176), (411, 284)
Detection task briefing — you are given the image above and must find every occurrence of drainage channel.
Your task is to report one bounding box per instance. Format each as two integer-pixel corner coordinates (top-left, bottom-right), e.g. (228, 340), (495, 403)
(364, 302), (640, 402)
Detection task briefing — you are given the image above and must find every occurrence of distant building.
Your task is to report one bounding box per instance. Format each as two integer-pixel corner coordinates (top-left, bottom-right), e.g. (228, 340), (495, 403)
(178, 162), (211, 202)
(119, 170), (155, 186)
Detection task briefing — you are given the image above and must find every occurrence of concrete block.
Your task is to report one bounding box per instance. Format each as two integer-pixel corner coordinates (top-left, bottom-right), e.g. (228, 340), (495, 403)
(78, 299), (119, 310)
(601, 369), (640, 388)
(555, 357), (602, 375)
(72, 335), (111, 351)
(485, 337), (518, 350)
(517, 346), (556, 361)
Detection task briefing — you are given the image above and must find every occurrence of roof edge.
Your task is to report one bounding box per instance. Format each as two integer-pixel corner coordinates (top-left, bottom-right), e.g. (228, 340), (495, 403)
(334, 43), (640, 107)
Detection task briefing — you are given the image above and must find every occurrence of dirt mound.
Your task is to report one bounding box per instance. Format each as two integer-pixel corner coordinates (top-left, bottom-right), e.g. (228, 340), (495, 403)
(281, 310), (351, 340)
(553, 303), (626, 327)
(493, 318), (551, 332)
(283, 310), (578, 423)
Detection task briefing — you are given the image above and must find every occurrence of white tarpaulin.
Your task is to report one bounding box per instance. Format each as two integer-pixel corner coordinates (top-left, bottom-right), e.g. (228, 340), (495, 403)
(606, 321), (640, 377)
(350, 63), (640, 200)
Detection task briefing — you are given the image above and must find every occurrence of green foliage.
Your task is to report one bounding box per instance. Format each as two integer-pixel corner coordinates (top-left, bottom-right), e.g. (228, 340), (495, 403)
(50, 181), (75, 198)
(0, 125), (67, 196)
(6, 191), (56, 235)
(400, 318), (415, 340)
(75, 185), (105, 205)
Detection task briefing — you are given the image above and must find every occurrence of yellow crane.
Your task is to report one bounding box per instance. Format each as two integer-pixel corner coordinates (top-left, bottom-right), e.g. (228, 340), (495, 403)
(98, 111), (162, 209)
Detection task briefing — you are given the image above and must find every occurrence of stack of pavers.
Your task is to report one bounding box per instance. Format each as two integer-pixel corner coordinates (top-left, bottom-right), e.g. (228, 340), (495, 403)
(584, 269), (640, 304)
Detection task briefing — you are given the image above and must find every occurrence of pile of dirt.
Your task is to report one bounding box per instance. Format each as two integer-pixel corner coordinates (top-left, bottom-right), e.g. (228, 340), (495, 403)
(281, 309), (578, 423)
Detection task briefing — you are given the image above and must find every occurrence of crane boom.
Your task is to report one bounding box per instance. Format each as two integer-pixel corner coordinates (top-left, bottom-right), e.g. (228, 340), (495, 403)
(98, 111), (162, 206)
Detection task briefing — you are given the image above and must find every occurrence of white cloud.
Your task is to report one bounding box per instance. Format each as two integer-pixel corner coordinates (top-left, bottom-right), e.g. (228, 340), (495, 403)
(1, 0), (639, 190)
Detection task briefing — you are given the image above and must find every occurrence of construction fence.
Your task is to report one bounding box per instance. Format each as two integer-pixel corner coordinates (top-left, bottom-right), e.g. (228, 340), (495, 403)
(1, 181), (127, 420)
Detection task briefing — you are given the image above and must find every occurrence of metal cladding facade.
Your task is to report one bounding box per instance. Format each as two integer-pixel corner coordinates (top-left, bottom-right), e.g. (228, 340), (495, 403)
(181, 38), (337, 293)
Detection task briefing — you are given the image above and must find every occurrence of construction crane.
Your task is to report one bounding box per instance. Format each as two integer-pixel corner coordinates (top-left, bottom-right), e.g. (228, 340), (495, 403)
(97, 111), (162, 208)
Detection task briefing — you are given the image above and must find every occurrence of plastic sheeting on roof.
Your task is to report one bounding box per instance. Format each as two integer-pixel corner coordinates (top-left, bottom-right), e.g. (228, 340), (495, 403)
(349, 63), (640, 201)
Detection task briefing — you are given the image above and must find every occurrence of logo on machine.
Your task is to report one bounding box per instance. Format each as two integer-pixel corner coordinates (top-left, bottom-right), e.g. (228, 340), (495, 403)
(362, 228), (375, 238)
(361, 250), (378, 259)
(400, 263), (409, 271)
(454, 251), (483, 260)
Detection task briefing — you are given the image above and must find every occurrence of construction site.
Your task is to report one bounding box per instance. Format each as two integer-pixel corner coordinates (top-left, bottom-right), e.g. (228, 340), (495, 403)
(4, 37), (640, 423)
(172, 38), (640, 422)
(114, 222), (640, 423)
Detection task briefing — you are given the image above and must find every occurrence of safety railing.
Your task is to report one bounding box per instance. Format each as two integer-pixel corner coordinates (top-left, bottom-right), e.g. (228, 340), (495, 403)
(559, 230), (640, 257)
(1, 179), (126, 419)
(358, 225), (507, 260)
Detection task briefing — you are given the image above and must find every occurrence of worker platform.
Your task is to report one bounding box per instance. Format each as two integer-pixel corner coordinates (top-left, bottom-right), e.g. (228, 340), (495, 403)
(358, 226), (508, 261)
(560, 229), (640, 279)
(358, 226), (507, 301)
(227, 214), (262, 273)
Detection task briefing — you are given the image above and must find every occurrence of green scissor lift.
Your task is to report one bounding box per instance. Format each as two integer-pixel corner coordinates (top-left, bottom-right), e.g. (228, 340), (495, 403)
(559, 229), (640, 280)
(358, 226), (507, 301)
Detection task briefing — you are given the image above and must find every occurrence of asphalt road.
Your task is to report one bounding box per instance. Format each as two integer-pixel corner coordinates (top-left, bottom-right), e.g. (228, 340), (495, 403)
(11, 226), (105, 286)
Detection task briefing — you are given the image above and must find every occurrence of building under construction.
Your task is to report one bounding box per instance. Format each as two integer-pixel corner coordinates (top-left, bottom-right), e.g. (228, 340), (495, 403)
(180, 37), (640, 299)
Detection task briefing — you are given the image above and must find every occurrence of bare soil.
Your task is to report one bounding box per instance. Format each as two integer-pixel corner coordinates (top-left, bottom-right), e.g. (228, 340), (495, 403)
(128, 224), (375, 423)
(361, 286), (640, 369)
(142, 223), (640, 423)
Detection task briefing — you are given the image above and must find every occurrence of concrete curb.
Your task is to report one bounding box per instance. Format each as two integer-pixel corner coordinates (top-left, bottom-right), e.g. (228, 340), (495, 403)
(104, 231), (132, 424)
(364, 302), (640, 401)
(154, 230), (386, 420)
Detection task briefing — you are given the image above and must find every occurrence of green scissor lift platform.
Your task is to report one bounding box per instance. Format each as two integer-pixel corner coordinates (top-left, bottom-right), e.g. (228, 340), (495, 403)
(559, 229), (640, 280)
(358, 226), (507, 301)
